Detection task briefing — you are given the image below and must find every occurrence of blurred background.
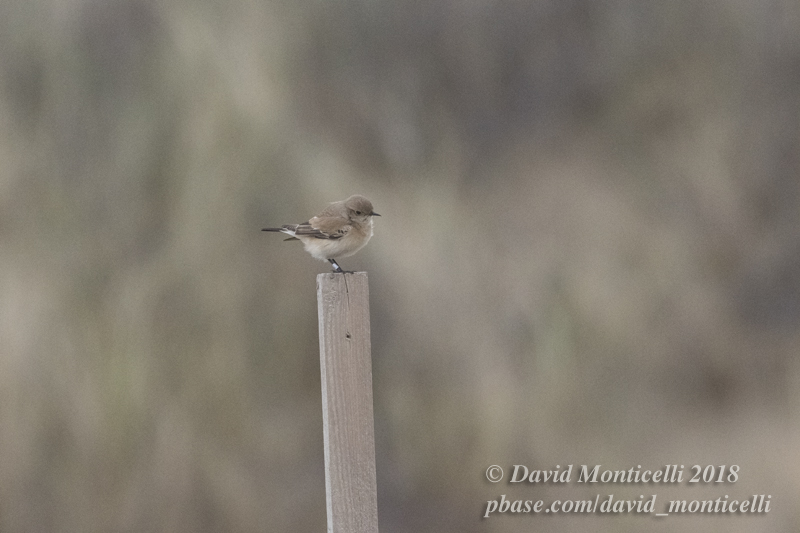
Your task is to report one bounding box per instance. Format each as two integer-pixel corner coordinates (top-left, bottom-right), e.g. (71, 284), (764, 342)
(1, 0), (799, 531)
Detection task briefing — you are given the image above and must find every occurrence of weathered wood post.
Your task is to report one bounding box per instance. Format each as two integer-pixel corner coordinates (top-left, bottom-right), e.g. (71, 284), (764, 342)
(316, 272), (379, 533)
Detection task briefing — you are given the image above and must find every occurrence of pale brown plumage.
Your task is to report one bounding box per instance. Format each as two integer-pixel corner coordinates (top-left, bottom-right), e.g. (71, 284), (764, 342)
(262, 195), (380, 272)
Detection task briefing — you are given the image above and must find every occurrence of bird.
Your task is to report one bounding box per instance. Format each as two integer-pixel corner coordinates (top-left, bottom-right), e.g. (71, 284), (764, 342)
(262, 195), (380, 273)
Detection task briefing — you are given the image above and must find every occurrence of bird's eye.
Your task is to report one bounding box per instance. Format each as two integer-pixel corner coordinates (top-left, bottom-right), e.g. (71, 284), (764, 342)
(356, 211), (362, 215)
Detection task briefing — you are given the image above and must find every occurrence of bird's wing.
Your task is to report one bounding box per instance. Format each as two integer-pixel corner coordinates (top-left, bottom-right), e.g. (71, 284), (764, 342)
(295, 217), (350, 240)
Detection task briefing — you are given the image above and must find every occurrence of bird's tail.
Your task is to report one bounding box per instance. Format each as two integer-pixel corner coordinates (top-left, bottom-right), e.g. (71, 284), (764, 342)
(262, 226), (300, 241)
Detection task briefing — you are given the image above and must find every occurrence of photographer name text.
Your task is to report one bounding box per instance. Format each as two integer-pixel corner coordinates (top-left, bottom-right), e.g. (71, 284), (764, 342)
(483, 464), (771, 519)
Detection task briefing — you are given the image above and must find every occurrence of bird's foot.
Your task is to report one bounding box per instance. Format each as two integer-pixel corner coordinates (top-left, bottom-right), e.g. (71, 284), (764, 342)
(328, 259), (351, 274)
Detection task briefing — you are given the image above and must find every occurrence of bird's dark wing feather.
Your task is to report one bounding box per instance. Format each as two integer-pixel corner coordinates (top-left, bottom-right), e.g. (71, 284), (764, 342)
(302, 217), (351, 239)
(291, 223), (338, 239)
(264, 216), (350, 240)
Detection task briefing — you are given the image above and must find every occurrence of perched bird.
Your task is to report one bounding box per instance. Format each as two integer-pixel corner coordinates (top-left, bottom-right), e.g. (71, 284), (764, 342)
(262, 195), (380, 273)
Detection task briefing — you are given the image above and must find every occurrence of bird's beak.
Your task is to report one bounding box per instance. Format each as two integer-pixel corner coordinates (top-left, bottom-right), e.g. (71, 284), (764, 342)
(372, 212), (381, 217)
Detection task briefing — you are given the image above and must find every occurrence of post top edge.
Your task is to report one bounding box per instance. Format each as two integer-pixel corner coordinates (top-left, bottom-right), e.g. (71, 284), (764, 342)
(316, 271), (369, 280)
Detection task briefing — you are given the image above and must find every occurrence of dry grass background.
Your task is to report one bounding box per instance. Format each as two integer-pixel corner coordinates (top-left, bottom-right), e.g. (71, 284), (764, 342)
(1, 0), (799, 531)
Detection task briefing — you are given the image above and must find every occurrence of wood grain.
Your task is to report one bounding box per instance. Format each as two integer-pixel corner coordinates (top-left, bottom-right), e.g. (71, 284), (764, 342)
(317, 272), (379, 533)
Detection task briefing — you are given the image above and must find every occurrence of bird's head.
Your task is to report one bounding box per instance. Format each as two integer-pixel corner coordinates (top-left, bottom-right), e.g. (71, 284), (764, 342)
(345, 195), (380, 222)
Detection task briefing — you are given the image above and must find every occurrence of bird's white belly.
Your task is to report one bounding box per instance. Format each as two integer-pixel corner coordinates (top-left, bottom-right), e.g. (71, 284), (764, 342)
(302, 225), (373, 260)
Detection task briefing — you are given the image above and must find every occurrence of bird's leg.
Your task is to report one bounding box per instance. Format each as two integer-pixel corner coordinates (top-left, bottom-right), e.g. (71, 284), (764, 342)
(328, 258), (344, 273)
(329, 258), (351, 298)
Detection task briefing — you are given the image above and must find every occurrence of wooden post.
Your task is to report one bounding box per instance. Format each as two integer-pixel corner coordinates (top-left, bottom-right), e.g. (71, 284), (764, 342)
(317, 272), (379, 533)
